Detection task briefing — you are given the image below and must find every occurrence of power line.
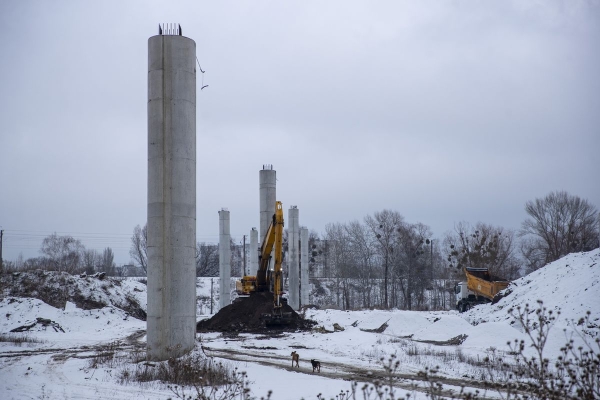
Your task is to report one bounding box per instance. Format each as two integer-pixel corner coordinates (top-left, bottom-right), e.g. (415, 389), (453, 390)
(1, 230), (132, 254)
(5, 229), (132, 236)
(1, 230), (250, 253)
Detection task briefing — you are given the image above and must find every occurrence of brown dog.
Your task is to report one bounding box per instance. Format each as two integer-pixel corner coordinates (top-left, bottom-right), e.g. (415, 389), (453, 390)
(291, 351), (299, 368)
(311, 359), (321, 373)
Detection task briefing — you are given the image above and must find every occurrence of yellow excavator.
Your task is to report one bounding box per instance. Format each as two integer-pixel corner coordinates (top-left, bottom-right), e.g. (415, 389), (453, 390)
(236, 201), (291, 325)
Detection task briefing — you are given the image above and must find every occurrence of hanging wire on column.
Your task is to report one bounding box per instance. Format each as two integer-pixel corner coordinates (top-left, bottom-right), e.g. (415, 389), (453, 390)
(196, 57), (208, 90)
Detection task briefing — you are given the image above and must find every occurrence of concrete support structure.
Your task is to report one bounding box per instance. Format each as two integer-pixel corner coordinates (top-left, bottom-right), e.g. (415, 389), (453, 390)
(219, 209), (231, 309)
(249, 228), (258, 277)
(288, 206), (300, 310)
(147, 29), (196, 361)
(300, 227), (309, 306)
(259, 166), (276, 273)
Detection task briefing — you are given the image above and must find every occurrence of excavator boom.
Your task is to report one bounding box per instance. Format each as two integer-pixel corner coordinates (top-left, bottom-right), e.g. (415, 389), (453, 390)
(237, 201), (291, 326)
(256, 202), (283, 291)
(260, 201), (292, 326)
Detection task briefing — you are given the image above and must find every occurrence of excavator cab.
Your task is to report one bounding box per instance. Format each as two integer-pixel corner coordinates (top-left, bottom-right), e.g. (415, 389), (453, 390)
(236, 275), (257, 296)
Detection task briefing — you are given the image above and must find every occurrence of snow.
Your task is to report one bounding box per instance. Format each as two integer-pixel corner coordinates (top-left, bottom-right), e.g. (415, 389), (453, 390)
(1, 297), (145, 344)
(466, 250), (600, 328)
(1, 249), (598, 399)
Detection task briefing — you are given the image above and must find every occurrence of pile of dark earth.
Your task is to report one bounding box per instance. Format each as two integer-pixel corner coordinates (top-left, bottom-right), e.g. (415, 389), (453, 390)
(197, 291), (316, 333)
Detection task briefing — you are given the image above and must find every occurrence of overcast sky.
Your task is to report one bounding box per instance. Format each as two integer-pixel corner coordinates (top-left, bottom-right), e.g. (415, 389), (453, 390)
(1, 0), (598, 265)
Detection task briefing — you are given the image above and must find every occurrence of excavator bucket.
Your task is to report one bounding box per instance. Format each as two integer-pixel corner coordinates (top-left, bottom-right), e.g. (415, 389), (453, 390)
(262, 306), (293, 327)
(263, 312), (293, 327)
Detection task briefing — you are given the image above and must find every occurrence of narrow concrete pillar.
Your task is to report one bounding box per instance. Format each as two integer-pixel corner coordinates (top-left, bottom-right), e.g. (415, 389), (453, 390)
(219, 209), (231, 309)
(259, 165), (276, 274)
(288, 206), (300, 310)
(147, 30), (196, 361)
(300, 227), (309, 306)
(249, 228), (258, 277)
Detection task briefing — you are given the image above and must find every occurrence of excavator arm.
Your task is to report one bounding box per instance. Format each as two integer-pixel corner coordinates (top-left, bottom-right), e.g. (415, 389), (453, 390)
(256, 201), (284, 292)
(271, 202), (284, 311)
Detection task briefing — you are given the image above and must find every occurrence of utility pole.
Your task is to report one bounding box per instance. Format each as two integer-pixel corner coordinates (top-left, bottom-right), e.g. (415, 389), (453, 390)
(210, 278), (214, 314)
(429, 239), (433, 280)
(242, 235), (246, 276)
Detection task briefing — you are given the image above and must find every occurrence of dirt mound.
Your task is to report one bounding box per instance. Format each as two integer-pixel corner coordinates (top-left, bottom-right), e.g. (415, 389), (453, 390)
(197, 291), (316, 333)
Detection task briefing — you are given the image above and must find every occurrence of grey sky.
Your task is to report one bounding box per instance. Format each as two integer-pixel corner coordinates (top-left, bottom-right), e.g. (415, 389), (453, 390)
(1, 0), (598, 264)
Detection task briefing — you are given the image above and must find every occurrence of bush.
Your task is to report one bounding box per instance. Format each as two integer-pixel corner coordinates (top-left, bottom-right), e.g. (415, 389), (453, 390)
(0, 333), (43, 346)
(496, 302), (600, 399)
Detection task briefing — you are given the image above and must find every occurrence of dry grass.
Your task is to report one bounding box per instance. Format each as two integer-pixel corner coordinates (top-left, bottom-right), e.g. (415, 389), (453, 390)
(0, 333), (44, 346)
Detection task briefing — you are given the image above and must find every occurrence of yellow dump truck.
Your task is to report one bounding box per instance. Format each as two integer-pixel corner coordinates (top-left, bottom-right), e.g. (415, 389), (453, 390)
(455, 267), (509, 312)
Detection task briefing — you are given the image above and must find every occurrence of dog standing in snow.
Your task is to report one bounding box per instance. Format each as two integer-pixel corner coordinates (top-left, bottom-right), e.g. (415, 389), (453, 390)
(311, 359), (321, 373)
(291, 351), (299, 368)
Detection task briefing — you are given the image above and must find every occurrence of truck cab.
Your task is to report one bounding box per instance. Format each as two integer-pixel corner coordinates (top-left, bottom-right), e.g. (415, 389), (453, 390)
(455, 282), (476, 312)
(455, 277), (504, 312)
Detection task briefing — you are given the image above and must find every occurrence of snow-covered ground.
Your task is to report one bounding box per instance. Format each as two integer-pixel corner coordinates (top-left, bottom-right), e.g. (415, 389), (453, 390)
(1, 249), (598, 399)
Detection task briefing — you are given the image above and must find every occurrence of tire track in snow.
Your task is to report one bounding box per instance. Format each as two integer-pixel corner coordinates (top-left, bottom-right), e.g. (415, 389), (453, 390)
(202, 345), (505, 399)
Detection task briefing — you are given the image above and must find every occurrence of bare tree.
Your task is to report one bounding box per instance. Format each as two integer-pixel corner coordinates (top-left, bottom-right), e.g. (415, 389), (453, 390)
(129, 224), (148, 274)
(99, 247), (116, 275)
(445, 222), (521, 280)
(82, 249), (99, 275)
(520, 191), (598, 271)
(196, 242), (219, 277)
(519, 236), (547, 275)
(324, 222), (353, 309)
(345, 220), (377, 308)
(365, 210), (404, 309)
(392, 222), (434, 310)
(40, 233), (85, 273)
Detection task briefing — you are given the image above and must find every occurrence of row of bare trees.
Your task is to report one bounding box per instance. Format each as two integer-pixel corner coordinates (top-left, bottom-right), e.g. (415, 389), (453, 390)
(3, 190), (593, 310)
(124, 191), (597, 306)
(317, 210), (445, 310)
(3, 233), (117, 275)
(299, 191), (598, 310)
(520, 191), (599, 273)
(128, 224), (235, 277)
(317, 212), (496, 310)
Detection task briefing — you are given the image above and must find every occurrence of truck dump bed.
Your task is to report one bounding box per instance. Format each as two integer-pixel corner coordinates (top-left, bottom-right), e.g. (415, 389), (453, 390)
(464, 267), (509, 301)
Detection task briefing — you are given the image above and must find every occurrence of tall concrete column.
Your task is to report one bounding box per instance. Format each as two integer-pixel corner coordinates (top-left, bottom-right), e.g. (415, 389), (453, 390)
(219, 209), (231, 309)
(259, 165), (276, 274)
(147, 27), (196, 361)
(249, 228), (258, 277)
(300, 227), (309, 306)
(288, 206), (300, 310)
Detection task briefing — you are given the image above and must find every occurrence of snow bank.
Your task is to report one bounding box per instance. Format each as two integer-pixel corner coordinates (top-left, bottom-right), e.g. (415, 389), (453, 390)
(0, 297), (144, 344)
(466, 249), (600, 331)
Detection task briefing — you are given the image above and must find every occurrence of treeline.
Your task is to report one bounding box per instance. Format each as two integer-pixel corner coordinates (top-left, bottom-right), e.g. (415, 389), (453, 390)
(311, 215), (522, 310)
(308, 191), (598, 310)
(2, 191), (598, 308)
(2, 233), (121, 276)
